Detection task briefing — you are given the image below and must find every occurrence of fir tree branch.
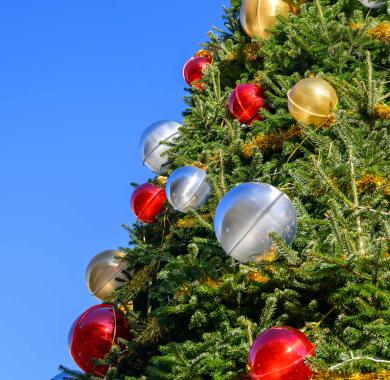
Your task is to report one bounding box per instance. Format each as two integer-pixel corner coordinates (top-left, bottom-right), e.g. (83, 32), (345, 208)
(329, 356), (390, 371)
(188, 210), (214, 231)
(349, 147), (365, 257)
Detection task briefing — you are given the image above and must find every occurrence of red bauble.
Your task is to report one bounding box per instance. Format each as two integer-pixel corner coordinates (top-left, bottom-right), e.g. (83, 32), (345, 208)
(131, 183), (167, 223)
(183, 56), (212, 89)
(249, 326), (316, 380)
(68, 304), (130, 377)
(228, 83), (267, 124)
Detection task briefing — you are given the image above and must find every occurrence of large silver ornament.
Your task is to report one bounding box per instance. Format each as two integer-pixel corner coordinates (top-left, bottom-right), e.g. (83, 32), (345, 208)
(52, 371), (82, 380)
(166, 166), (211, 213)
(140, 120), (181, 174)
(214, 183), (297, 263)
(358, 0), (385, 8)
(86, 249), (128, 302)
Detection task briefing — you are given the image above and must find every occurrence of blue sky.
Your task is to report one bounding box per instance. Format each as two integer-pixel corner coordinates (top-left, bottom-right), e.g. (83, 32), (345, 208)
(0, 1), (228, 378)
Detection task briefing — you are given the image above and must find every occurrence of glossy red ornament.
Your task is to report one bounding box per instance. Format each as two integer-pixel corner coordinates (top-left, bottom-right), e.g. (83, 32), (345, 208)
(183, 56), (212, 89)
(249, 326), (316, 380)
(68, 304), (130, 377)
(131, 183), (167, 223)
(229, 83), (267, 124)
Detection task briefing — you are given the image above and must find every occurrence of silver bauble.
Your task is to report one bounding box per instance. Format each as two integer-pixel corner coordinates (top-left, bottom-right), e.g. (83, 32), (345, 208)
(166, 166), (211, 213)
(86, 249), (128, 302)
(52, 371), (82, 380)
(140, 120), (181, 174)
(214, 183), (297, 263)
(358, 0), (385, 8)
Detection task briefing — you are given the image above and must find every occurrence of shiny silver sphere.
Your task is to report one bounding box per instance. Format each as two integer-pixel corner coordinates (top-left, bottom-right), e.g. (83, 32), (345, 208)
(86, 249), (128, 302)
(214, 183), (297, 263)
(166, 166), (211, 213)
(358, 0), (385, 8)
(140, 120), (181, 174)
(52, 371), (82, 380)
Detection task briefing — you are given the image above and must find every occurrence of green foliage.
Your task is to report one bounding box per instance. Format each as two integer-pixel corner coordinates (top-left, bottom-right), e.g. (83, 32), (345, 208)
(65, 0), (390, 378)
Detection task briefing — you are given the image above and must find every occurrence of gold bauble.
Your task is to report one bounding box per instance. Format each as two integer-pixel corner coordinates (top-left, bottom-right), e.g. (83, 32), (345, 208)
(287, 78), (338, 125)
(86, 249), (128, 302)
(240, 0), (290, 39)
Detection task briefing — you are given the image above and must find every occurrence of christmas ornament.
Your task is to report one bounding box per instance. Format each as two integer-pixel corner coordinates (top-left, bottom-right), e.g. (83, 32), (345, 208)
(287, 78), (338, 126)
(131, 183), (167, 223)
(358, 0), (386, 8)
(52, 371), (82, 380)
(166, 166), (211, 213)
(249, 326), (315, 380)
(214, 183), (297, 263)
(229, 83), (267, 125)
(86, 249), (128, 302)
(68, 304), (130, 377)
(240, 0), (290, 39)
(183, 55), (212, 89)
(141, 120), (181, 174)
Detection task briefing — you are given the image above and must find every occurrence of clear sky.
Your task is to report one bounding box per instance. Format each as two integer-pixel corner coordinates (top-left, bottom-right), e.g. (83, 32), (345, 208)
(0, 1), (228, 379)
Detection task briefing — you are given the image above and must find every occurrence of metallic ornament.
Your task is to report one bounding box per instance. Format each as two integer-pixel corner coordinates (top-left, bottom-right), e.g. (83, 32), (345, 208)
(86, 249), (128, 302)
(229, 83), (267, 125)
(140, 120), (181, 174)
(249, 326), (315, 380)
(240, 0), (290, 39)
(214, 183), (297, 263)
(287, 78), (338, 126)
(166, 166), (211, 213)
(131, 183), (167, 223)
(68, 304), (130, 377)
(52, 371), (82, 380)
(183, 56), (212, 89)
(358, 0), (386, 8)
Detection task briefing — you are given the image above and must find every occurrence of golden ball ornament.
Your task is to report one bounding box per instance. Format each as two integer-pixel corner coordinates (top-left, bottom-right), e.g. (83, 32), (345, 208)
(240, 0), (290, 39)
(86, 249), (128, 302)
(287, 78), (338, 126)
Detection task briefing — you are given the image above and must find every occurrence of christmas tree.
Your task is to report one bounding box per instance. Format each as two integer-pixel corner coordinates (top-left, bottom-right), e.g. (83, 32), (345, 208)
(60, 0), (390, 379)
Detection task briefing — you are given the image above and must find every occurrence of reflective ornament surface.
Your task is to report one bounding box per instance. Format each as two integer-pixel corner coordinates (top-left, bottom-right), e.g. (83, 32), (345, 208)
(214, 183), (297, 263)
(166, 166), (211, 213)
(52, 371), (82, 380)
(68, 304), (130, 377)
(249, 326), (315, 380)
(183, 56), (212, 89)
(86, 249), (128, 302)
(141, 120), (181, 174)
(288, 78), (338, 125)
(131, 183), (167, 224)
(240, 0), (290, 39)
(229, 83), (267, 125)
(358, 0), (385, 7)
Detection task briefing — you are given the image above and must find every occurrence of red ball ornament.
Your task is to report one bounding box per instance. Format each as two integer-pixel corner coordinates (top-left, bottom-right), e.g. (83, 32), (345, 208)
(183, 56), (212, 89)
(68, 304), (130, 377)
(228, 83), (267, 125)
(131, 183), (167, 223)
(249, 326), (316, 380)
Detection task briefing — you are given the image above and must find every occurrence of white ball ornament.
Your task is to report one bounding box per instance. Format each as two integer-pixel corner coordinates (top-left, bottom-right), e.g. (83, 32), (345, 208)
(52, 371), (82, 380)
(358, 0), (385, 8)
(166, 166), (211, 213)
(214, 183), (297, 263)
(86, 249), (128, 302)
(140, 120), (181, 174)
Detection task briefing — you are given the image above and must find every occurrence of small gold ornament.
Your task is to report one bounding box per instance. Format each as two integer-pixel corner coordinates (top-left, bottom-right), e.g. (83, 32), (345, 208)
(195, 49), (213, 63)
(287, 78), (338, 126)
(368, 21), (390, 42)
(240, 0), (290, 39)
(375, 103), (390, 120)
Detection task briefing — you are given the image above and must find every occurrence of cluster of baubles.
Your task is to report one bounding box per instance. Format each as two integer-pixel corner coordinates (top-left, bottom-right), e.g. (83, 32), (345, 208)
(60, 3), (344, 377)
(62, 249), (132, 378)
